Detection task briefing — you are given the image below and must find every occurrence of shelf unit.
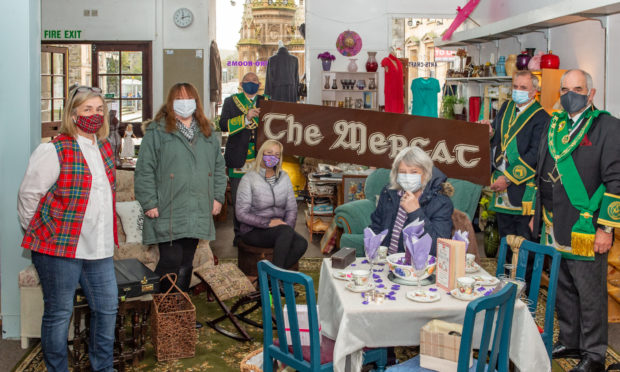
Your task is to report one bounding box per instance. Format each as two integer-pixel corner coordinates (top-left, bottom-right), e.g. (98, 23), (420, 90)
(435, 1), (620, 48)
(305, 176), (340, 235)
(321, 71), (379, 110)
(446, 76), (512, 84)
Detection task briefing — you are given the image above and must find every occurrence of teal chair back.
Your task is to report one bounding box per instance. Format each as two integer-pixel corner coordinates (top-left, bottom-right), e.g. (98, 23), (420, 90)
(458, 282), (518, 372)
(496, 237), (561, 359)
(364, 168), (391, 202)
(258, 260), (328, 372)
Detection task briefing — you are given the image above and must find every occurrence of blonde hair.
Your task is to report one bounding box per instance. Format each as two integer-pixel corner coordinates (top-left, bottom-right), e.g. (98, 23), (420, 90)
(251, 139), (284, 176)
(60, 86), (109, 140)
(389, 146), (434, 190)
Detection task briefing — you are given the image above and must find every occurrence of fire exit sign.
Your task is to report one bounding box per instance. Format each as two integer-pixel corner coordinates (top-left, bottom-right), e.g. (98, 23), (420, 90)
(43, 30), (82, 39)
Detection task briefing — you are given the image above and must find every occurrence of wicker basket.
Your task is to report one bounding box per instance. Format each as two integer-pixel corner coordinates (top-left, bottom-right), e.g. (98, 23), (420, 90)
(151, 274), (196, 361)
(240, 348), (263, 372)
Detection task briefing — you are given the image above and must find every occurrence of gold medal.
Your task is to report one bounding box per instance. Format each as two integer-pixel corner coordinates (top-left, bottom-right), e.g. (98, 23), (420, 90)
(561, 134), (570, 144)
(558, 121), (565, 131)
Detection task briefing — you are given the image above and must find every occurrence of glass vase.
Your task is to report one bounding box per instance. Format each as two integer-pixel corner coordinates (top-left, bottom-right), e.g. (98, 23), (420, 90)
(484, 218), (500, 258)
(365, 51), (378, 72)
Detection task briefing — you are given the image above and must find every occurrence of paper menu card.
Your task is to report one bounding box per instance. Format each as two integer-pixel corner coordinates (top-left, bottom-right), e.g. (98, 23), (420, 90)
(436, 238), (467, 291)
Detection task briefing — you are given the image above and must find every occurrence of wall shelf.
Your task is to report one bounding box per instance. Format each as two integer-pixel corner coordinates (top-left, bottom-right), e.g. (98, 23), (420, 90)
(435, 0), (620, 47)
(446, 76), (512, 84)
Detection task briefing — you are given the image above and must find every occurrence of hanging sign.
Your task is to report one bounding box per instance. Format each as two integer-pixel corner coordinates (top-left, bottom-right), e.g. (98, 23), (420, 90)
(257, 101), (490, 185)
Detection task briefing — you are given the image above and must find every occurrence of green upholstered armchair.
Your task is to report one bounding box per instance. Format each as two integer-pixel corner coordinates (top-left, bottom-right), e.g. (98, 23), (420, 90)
(335, 169), (391, 256)
(334, 168), (483, 257)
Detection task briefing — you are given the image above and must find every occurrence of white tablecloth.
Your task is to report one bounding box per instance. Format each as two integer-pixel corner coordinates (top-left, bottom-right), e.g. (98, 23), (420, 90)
(318, 258), (550, 372)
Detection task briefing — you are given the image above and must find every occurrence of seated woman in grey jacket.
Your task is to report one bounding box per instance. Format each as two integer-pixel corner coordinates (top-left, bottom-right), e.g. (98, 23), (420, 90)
(235, 139), (307, 269)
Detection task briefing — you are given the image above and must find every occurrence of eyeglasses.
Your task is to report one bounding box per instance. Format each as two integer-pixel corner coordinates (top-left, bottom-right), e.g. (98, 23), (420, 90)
(71, 86), (103, 100)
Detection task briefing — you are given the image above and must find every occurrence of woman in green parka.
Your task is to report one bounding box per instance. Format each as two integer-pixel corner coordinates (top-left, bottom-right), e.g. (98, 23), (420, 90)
(135, 82), (226, 294)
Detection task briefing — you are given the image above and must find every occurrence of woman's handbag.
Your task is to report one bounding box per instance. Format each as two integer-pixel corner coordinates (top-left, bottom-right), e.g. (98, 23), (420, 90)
(151, 273), (196, 361)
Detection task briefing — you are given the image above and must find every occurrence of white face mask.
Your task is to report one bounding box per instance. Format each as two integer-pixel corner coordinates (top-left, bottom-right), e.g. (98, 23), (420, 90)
(397, 173), (422, 192)
(173, 99), (197, 118)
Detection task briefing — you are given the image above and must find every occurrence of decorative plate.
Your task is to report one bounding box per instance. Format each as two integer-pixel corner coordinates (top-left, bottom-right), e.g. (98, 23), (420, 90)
(450, 288), (482, 301)
(471, 275), (499, 286)
(406, 290), (441, 303)
(345, 281), (376, 293)
(336, 30), (362, 57)
(333, 270), (352, 281)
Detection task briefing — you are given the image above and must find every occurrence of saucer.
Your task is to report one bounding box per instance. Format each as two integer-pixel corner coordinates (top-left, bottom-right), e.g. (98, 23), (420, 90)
(471, 275), (499, 286)
(465, 262), (481, 273)
(387, 272), (435, 286)
(406, 290), (440, 303)
(333, 270), (352, 281)
(450, 288), (482, 301)
(345, 282), (376, 293)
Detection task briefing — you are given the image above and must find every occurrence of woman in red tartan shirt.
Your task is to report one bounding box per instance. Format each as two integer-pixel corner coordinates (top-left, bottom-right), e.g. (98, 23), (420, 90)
(18, 85), (118, 372)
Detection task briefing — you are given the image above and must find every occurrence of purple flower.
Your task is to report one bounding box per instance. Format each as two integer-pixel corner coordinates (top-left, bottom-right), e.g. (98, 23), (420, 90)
(387, 296), (396, 301)
(484, 290), (493, 296)
(477, 287), (486, 292)
(429, 287), (437, 292)
(375, 279), (383, 283)
(351, 264), (356, 267)
(388, 291), (396, 295)
(429, 256), (436, 265)
(378, 263), (385, 266)
(377, 284), (385, 288)
(317, 51), (336, 60)
(361, 293), (365, 298)
(362, 300), (369, 305)
(361, 260), (369, 264)
(372, 274), (380, 279)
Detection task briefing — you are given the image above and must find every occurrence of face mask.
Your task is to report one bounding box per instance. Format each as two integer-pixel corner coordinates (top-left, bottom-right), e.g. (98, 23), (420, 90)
(263, 154), (279, 168)
(512, 89), (531, 105)
(397, 173), (422, 192)
(242, 82), (259, 95)
(74, 114), (104, 134)
(173, 99), (196, 118)
(560, 91), (589, 114)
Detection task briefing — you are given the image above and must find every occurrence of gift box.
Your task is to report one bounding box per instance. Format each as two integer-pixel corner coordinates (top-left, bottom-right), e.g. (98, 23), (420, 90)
(331, 247), (356, 269)
(420, 320), (472, 371)
(282, 305), (321, 346)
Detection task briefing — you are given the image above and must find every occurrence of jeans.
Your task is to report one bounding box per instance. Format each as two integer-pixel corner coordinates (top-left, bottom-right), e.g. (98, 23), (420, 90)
(32, 251), (118, 372)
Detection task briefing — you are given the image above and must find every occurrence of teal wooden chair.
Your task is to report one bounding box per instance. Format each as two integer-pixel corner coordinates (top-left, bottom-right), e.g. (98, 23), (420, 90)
(387, 283), (518, 372)
(257, 260), (387, 372)
(496, 237), (561, 359)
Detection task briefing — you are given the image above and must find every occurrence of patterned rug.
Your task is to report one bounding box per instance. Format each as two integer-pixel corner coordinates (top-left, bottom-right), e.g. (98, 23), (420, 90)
(12, 257), (620, 371)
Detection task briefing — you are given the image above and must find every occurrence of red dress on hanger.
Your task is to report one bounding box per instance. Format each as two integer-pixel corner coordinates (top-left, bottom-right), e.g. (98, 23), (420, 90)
(381, 54), (404, 113)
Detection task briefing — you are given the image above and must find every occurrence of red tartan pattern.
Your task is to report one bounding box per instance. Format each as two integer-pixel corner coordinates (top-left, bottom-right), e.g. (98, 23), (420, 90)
(21, 134), (118, 258)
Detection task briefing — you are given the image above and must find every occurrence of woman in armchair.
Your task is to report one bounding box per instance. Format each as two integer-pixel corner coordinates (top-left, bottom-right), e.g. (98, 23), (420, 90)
(370, 145), (454, 256)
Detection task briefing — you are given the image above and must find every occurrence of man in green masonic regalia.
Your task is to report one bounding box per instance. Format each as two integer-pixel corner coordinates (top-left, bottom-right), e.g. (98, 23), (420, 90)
(219, 72), (269, 246)
(485, 71), (549, 269)
(533, 69), (620, 372)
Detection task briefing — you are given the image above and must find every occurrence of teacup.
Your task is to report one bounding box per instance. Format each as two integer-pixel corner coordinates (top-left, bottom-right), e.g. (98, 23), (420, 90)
(350, 269), (371, 288)
(456, 276), (476, 296)
(378, 246), (388, 260)
(466, 253), (476, 269)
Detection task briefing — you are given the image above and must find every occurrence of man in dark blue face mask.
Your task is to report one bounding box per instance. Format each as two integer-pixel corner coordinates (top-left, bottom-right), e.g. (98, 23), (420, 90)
(219, 72), (270, 246)
(533, 69), (620, 372)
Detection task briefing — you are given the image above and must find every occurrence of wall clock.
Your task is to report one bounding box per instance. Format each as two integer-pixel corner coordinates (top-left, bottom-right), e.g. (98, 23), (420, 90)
(173, 8), (194, 28)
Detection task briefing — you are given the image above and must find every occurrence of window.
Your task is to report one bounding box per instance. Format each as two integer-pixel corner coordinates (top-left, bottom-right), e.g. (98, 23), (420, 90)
(93, 43), (152, 136)
(41, 45), (68, 138)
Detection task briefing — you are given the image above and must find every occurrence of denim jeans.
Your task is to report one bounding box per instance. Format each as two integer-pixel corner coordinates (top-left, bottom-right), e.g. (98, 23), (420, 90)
(32, 251), (118, 372)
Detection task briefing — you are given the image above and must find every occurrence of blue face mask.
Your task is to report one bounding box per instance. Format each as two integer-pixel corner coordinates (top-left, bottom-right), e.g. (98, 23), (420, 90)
(512, 89), (531, 105)
(242, 81), (259, 95)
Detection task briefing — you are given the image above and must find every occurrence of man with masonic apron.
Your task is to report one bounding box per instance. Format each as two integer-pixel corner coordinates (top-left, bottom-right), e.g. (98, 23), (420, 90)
(534, 69), (620, 372)
(488, 71), (548, 268)
(220, 72), (269, 246)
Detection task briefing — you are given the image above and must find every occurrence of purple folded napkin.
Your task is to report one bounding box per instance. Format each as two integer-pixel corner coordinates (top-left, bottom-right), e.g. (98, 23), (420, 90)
(452, 230), (470, 251)
(406, 233), (432, 270)
(402, 219), (425, 265)
(364, 228), (388, 261)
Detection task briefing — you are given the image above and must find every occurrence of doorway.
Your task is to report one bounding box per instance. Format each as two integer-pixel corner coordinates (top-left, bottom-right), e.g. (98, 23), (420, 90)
(40, 41), (152, 138)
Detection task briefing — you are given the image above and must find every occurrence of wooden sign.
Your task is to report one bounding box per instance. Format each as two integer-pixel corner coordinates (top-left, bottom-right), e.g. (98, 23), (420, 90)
(257, 101), (490, 185)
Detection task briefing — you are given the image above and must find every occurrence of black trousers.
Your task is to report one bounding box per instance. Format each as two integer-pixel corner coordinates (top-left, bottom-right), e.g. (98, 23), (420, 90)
(156, 237), (198, 279)
(241, 225), (308, 269)
(556, 253), (608, 362)
(230, 176), (242, 243)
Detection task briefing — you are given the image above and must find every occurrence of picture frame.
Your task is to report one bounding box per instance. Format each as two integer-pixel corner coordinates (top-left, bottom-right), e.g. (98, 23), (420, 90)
(341, 174), (368, 204)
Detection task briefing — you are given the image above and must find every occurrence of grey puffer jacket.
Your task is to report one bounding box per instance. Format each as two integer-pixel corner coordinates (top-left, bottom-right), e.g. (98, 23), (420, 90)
(235, 169), (297, 234)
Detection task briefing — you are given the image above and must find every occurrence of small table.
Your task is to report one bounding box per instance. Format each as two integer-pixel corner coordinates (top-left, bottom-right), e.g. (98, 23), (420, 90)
(318, 258), (550, 372)
(72, 294), (153, 372)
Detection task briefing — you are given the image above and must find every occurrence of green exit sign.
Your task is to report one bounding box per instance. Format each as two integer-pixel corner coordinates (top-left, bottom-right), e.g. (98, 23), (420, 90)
(104, 93), (115, 99)
(43, 30), (82, 39)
